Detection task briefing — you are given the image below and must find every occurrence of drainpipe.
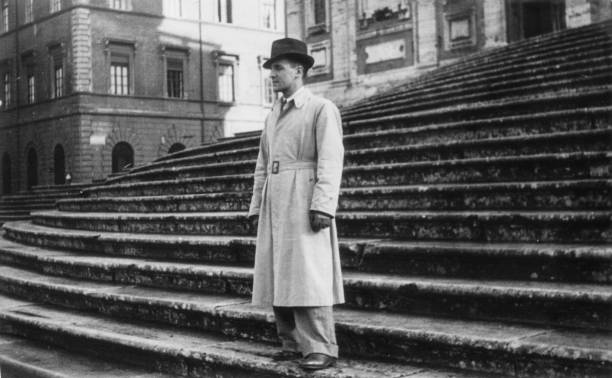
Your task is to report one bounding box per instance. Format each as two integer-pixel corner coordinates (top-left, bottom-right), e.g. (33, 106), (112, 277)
(14, 0), (21, 190)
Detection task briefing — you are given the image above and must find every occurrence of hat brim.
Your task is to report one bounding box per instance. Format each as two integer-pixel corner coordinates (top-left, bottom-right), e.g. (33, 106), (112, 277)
(263, 53), (314, 70)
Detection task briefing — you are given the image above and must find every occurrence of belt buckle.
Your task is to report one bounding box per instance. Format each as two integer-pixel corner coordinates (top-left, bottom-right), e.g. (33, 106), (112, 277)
(272, 161), (279, 174)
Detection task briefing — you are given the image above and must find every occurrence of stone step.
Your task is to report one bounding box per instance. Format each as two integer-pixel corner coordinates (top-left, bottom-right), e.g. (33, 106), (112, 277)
(344, 50), (612, 121)
(349, 21), (612, 112)
(0, 284), (609, 377)
(114, 151), (612, 189)
(344, 107), (611, 150)
(130, 107), (610, 184)
(344, 86), (612, 134)
(4, 222), (611, 283)
(57, 179), (612, 213)
(29, 209), (612, 243)
(111, 135), (611, 186)
(345, 128), (611, 166)
(122, 128), (611, 176)
(0, 333), (174, 378)
(0, 244), (610, 330)
(152, 135), (260, 164)
(0, 295), (435, 378)
(81, 151), (612, 198)
(129, 146), (259, 175)
(0, 210), (30, 216)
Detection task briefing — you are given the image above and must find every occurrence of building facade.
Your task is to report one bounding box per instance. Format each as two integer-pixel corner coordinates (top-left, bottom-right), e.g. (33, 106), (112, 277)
(287, 0), (612, 105)
(0, 0), (284, 192)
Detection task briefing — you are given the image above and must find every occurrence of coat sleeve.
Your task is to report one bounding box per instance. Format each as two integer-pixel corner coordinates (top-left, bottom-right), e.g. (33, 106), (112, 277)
(310, 101), (344, 217)
(248, 126), (268, 218)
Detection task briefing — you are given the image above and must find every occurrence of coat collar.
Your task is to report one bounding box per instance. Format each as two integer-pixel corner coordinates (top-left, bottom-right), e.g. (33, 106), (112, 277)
(280, 86), (311, 109)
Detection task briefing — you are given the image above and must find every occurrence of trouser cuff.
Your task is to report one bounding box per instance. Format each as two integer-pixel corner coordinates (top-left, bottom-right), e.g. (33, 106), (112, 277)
(300, 339), (338, 358)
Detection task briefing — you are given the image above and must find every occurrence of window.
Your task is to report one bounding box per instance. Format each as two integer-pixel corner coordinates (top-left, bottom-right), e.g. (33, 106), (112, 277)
(24, 0), (33, 23)
(3, 72), (10, 107)
(112, 142), (134, 173)
(111, 0), (128, 10)
(54, 144), (65, 185)
(2, 153), (11, 194)
(54, 65), (63, 98)
(164, 0), (182, 17)
(166, 58), (184, 98)
(107, 43), (134, 96)
(262, 0), (276, 29)
(217, 0), (232, 23)
(27, 70), (35, 104)
(50, 0), (61, 13)
(110, 58), (129, 95)
(218, 63), (234, 102)
(168, 143), (185, 154)
(263, 77), (274, 106)
(314, 0), (326, 25)
(2, 0), (8, 32)
(26, 147), (38, 189)
(50, 46), (64, 98)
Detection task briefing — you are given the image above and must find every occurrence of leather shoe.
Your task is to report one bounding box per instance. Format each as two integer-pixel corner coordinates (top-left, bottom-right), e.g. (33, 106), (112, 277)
(299, 353), (337, 370)
(272, 350), (302, 361)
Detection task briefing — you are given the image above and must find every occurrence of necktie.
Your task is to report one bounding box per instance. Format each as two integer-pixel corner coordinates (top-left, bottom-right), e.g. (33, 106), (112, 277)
(280, 98), (287, 111)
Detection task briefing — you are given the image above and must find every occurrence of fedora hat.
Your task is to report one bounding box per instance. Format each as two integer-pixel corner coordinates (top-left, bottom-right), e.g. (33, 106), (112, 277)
(263, 38), (315, 70)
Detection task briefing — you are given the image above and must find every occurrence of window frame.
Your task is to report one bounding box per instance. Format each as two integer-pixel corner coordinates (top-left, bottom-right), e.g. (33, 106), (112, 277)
(24, 0), (33, 24)
(105, 41), (135, 96)
(161, 46), (189, 99)
(50, 0), (62, 13)
(261, 0), (277, 30)
(217, 0), (232, 23)
(110, 0), (130, 11)
(2, 71), (10, 108)
(2, 0), (9, 33)
(214, 52), (239, 104)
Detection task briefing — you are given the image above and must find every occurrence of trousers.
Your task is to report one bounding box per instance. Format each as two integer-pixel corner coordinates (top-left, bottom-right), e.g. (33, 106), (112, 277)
(272, 306), (338, 357)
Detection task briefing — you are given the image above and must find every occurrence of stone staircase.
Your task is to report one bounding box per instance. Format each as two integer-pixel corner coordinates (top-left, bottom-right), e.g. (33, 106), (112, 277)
(0, 184), (91, 226)
(0, 21), (611, 377)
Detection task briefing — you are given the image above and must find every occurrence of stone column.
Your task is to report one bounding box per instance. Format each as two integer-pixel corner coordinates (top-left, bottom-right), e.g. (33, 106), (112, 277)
(416, 0), (438, 67)
(483, 0), (507, 48)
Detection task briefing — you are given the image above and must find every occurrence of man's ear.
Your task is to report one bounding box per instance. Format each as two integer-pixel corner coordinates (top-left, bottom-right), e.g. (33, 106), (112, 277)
(295, 65), (304, 79)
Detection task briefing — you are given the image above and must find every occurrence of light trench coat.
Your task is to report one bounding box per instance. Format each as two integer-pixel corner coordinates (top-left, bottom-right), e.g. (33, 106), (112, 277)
(248, 87), (345, 307)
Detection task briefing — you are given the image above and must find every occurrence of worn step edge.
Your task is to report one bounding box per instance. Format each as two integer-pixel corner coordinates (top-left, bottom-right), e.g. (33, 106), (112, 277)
(3, 221), (611, 283)
(344, 56), (612, 120)
(350, 24), (612, 109)
(0, 296), (429, 378)
(120, 128), (612, 178)
(0, 283), (609, 377)
(0, 333), (175, 378)
(346, 85), (612, 127)
(344, 47), (612, 118)
(104, 150), (612, 184)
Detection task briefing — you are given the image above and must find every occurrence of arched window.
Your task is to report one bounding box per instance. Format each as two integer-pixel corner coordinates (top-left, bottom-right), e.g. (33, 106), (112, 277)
(54, 144), (66, 185)
(168, 143), (186, 154)
(26, 147), (38, 189)
(112, 142), (134, 173)
(2, 153), (11, 195)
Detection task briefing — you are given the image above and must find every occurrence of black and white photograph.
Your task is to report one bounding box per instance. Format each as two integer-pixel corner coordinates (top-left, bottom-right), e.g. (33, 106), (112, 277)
(0, 0), (610, 377)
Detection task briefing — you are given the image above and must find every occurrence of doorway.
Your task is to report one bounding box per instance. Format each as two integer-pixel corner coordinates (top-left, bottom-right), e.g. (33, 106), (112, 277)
(54, 144), (66, 185)
(26, 147), (38, 190)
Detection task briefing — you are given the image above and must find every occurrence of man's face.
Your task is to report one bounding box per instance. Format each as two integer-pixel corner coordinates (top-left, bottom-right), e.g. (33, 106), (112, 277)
(269, 59), (301, 93)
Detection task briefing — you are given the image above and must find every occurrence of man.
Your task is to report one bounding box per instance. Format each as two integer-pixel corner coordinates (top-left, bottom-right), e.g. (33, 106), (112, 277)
(247, 37), (344, 371)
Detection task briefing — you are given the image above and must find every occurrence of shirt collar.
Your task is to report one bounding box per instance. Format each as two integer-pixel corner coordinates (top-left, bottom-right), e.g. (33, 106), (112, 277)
(281, 86), (310, 109)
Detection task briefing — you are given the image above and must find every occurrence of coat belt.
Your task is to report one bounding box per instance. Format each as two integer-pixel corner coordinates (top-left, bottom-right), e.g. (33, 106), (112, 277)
(268, 160), (316, 174)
